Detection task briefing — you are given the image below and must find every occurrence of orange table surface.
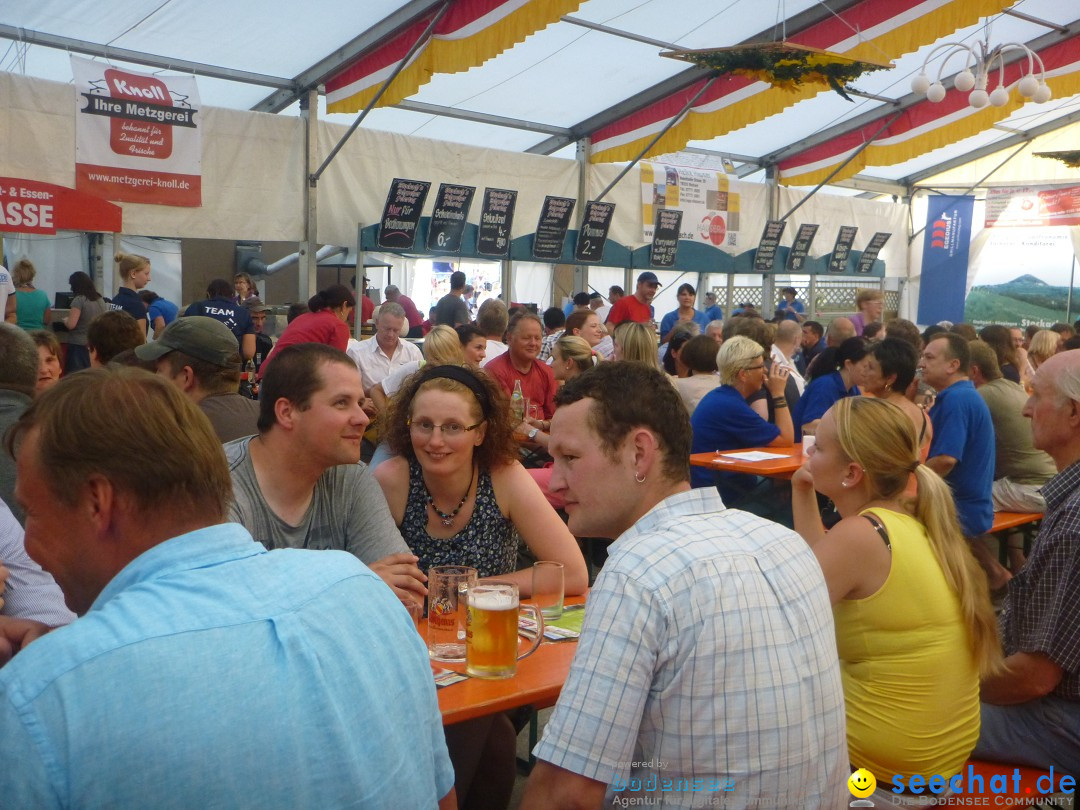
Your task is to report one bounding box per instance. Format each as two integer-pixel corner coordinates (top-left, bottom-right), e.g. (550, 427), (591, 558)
(432, 594), (586, 726)
(689, 442), (806, 479)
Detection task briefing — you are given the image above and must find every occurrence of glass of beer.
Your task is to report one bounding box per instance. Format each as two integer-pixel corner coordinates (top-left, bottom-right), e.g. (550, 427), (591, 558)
(427, 565), (478, 662)
(465, 581), (543, 680)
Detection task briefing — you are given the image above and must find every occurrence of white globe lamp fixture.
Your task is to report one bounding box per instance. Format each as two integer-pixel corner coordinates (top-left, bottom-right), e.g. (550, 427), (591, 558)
(910, 39), (1051, 110)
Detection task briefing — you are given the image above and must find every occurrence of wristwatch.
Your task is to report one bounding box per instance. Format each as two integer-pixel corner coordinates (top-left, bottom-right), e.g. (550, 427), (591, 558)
(527, 427), (539, 440)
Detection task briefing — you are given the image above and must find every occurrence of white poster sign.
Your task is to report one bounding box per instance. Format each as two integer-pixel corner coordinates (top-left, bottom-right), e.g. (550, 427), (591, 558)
(71, 56), (202, 207)
(641, 161), (740, 248)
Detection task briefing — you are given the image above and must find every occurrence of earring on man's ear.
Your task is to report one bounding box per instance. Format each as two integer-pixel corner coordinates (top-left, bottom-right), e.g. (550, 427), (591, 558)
(635, 472), (646, 484)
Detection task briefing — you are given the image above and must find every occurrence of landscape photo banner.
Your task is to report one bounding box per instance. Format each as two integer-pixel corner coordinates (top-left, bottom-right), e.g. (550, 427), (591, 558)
(965, 229), (1080, 328)
(918, 195), (975, 326)
(71, 56), (202, 207)
(985, 184), (1080, 228)
(641, 161), (740, 249)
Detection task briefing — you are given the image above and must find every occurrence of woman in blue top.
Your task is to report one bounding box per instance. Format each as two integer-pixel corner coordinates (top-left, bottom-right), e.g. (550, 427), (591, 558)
(793, 336), (868, 439)
(660, 283), (709, 343)
(690, 335), (793, 500)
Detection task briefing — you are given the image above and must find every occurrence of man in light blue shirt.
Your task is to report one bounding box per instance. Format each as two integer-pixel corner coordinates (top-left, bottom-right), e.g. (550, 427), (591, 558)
(523, 363), (847, 809)
(0, 368), (455, 809)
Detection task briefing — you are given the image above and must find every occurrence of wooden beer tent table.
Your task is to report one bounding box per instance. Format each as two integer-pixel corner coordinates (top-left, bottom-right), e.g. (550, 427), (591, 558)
(433, 595), (585, 726)
(689, 442), (807, 479)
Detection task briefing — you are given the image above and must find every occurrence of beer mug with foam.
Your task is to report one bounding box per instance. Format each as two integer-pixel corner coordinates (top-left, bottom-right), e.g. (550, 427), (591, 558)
(465, 581), (543, 679)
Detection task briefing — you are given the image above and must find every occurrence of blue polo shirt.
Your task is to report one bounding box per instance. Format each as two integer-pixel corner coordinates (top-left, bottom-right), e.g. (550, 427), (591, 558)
(778, 299), (804, 321)
(660, 308), (710, 338)
(792, 371), (857, 441)
(691, 385), (781, 499)
(703, 304), (724, 322)
(108, 286), (148, 326)
(185, 296), (255, 341)
(928, 379), (995, 536)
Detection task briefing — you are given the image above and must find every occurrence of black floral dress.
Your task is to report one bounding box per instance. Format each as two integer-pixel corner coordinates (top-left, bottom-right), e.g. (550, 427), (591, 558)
(401, 459), (516, 577)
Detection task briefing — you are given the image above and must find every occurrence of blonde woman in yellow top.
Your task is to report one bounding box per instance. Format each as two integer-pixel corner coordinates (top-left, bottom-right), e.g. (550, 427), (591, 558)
(791, 396), (1002, 786)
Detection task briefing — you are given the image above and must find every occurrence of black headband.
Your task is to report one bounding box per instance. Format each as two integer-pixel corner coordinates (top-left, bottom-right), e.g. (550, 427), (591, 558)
(421, 365), (492, 419)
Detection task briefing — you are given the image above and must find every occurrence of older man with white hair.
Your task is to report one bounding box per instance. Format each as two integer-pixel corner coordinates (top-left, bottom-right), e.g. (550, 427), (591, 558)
(974, 350), (1080, 775)
(523, 362), (845, 809)
(347, 302), (422, 395)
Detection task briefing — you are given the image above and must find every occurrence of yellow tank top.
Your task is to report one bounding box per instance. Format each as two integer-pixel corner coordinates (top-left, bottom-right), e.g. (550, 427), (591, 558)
(834, 507), (979, 783)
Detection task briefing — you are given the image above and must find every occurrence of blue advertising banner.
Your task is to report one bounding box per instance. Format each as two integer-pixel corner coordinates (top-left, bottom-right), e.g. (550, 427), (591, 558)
(917, 195), (975, 325)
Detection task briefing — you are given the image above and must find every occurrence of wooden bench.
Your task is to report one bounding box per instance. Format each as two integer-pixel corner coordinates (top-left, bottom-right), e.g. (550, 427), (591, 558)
(989, 511), (1043, 566)
(990, 511), (1043, 533)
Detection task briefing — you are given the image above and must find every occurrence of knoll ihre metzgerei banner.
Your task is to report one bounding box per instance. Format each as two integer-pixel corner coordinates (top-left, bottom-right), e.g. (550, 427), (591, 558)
(71, 56), (202, 207)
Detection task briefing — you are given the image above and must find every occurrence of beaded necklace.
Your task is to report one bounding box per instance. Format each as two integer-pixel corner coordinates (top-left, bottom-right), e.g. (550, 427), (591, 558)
(424, 466), (475, 527)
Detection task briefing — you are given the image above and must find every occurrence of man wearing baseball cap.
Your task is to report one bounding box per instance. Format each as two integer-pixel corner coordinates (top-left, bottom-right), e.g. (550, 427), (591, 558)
(136, 316), (258, 443)
(606, 271), (661, 327)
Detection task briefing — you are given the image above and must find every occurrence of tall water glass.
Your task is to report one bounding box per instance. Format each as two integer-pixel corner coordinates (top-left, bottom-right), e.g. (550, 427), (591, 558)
(532, 561), (565, 620)
(427, 565), (477, 662)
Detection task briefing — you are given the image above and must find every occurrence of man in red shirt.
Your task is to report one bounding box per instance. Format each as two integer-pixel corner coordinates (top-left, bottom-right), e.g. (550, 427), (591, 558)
(484, 312), (557, 421)
(606, 272), (660, 327)
(384, 285), (424, 338)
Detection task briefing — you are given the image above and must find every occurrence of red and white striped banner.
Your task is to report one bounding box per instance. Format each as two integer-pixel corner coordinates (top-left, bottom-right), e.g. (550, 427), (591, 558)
(326, 0), (581, 114)
(777, 33), (1080, 186)
(589, 0), (1014, 165)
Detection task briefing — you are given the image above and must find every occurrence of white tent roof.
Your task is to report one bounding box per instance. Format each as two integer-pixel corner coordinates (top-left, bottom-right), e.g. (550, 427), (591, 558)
(3, 0), (1078, 196)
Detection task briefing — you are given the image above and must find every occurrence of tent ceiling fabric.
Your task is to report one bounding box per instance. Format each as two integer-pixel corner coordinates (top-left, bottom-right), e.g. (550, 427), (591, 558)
(2, 0), (1078, 194)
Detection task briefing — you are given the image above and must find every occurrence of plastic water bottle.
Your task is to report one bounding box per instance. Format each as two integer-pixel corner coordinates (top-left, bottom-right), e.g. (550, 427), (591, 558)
(511, 379), (525, 423)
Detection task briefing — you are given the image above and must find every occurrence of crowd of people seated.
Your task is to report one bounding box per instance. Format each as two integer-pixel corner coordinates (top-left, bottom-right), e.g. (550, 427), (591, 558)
(2, 265), (1080, 808)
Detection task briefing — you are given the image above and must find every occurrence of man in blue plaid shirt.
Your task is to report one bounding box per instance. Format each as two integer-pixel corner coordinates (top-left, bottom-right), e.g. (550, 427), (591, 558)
(522, 362), (847, 809)
(975, 349), (1080, 776)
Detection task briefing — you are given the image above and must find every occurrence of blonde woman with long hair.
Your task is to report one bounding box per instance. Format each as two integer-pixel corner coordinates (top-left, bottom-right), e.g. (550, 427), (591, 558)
(792, 396), (1002, 789)
(612, 321), (660, 370)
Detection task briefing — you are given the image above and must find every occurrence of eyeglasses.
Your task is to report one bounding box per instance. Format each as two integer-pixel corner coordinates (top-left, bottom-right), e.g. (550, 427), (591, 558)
(407, 418), (485, 438)
(743, 364), (765, 372)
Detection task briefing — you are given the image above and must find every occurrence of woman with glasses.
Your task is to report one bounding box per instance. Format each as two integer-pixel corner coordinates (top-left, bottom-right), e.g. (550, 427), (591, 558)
(374, 363), (586, 810)
(690, 336), (793, 506)
(374, 362), (586, 590)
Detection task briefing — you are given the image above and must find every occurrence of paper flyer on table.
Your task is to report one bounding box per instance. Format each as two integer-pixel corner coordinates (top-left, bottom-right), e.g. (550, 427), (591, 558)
(718, 451), (790, 462)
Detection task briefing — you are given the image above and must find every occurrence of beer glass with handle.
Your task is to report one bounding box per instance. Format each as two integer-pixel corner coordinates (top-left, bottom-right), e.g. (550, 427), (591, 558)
(465, 581), (543, 679)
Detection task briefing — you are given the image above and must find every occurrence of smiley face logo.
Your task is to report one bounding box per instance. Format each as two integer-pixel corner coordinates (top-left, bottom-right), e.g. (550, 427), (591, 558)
(848, 768), (876, 798)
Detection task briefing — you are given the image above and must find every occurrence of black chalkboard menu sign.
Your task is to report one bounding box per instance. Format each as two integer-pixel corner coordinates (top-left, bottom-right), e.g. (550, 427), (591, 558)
(855, 231), (891, 274)
(476, 188), (517, 258)
(753, 220), (787, 273)
(785, 223), (819, 271)
(574, 201), (616, 263)
(827, 226), (859, 273)
(427, 183), (475, 252)
(650, 209), (683, 268)
(533, 196), (576, 260)
(377, 178), (431, 250)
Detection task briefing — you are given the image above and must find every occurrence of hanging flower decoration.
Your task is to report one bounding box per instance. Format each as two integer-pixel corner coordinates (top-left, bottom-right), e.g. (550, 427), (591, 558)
(1034, 151), (1080, 168)
(662, 43), (891, 101)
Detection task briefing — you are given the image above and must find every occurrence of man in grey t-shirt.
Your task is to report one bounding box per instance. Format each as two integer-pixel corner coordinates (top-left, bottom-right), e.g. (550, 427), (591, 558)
(224, 343), (426, 605)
